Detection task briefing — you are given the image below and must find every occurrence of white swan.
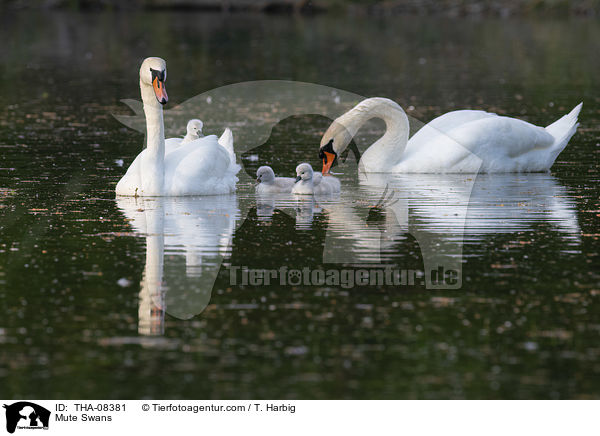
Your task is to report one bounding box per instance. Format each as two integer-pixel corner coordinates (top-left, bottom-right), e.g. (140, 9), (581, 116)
(116, 57), (239, 196)
(256, 166), (295, 193)
(292, 163), (340, 195)
(319, 97), (582, 173)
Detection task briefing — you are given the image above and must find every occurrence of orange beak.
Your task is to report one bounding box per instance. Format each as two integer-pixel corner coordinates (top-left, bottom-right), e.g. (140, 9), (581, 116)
(152, 77), (168, 105)
(322, 151), (336, 174)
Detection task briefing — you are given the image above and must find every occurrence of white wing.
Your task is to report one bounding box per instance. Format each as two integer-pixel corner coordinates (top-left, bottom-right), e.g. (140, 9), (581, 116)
(164, 135), (237, 195)
(405, 110), (498, 155)
(401, 114), (555, 172)
(165, 137), (183, 154)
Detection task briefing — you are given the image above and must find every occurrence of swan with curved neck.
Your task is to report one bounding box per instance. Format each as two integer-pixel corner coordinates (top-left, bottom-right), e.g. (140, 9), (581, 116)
(319, 97), (582, 174)
(116, 57), (239, 197)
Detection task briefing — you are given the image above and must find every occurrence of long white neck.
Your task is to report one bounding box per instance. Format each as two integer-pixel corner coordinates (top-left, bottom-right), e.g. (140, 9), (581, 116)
(337, 98), (409, 172)
(140, 81), (165, 195)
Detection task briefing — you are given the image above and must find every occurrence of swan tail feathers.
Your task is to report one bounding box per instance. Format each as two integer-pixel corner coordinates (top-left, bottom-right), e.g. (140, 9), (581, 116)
(218, 127), (238, 173)
(218, 128), (235, 155)
(545, 102), (582, 149)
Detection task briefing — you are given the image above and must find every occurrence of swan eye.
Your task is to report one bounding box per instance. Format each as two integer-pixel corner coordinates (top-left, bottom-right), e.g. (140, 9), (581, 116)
(150, 68), (166, 82)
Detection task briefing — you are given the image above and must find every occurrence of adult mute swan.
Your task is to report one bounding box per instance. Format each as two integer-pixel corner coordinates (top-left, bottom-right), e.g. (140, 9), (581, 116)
(319, 97), (582, 174)
(116, 57), (239, 196)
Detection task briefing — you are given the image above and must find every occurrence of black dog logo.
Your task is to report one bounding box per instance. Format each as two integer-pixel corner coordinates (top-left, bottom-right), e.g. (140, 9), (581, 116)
(3, 402), (50, 434)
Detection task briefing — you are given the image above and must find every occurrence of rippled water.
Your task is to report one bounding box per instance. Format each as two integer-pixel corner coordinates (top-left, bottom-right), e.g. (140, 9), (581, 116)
(0, 11), (599, 399)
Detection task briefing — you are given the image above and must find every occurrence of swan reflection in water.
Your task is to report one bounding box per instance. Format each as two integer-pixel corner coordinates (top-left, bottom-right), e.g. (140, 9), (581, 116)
(118, 172), (580, 333)
(356, 172), (580, 238)
(256, 192), (330, 230)
(256, 172), (581, 288)
(116, 195), (238, 335)
(324, 173), (580, 289)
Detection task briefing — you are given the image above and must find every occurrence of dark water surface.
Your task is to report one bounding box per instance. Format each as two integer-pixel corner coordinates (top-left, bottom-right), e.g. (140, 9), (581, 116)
(0, 11), (599, 399)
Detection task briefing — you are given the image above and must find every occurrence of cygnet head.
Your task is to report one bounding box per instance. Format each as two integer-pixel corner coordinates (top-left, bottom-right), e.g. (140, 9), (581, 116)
(139, 57), (168, 105)
(295, 163), (314, 182)
(256, 166), (276, 183)
(186, 119), (203, 138)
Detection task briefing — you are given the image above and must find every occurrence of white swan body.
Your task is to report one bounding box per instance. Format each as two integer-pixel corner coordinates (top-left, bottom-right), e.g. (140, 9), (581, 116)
(256, 166), (295, 193)
(116, 58), (239, 196)
(292, 163), (340, 195)
(121, 128), (234, 193)
(319, 97), (582, 173)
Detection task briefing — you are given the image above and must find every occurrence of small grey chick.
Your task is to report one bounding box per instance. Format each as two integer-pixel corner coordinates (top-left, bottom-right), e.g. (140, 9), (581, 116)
(256, 166), (295, 194)
(292, 163), (338, 195)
